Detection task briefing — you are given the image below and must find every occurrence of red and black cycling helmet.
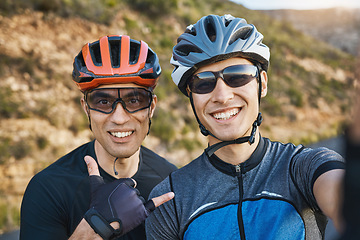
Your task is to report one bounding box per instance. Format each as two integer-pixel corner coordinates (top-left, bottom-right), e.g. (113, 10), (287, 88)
(72, 35), (161, 92)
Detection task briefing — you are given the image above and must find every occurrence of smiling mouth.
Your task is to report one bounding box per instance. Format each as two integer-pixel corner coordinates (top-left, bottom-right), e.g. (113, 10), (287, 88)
(212, 108), (240, 120)
(110, 131), (134, 138)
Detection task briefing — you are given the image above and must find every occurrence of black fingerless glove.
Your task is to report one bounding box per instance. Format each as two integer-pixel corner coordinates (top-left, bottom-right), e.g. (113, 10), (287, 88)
(84, 176), (155, 240)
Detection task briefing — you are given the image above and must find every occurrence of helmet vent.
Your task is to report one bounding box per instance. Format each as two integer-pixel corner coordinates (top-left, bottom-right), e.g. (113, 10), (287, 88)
(229, 26), (253, 45)
(90, 43), (102, 65)
(175, 45), (202, 56)
(77, 52), (86, 67)
(129, 41), (140, 64)
(109, 40), (120, 67)
(224, 14), (235, 27)
(146, 50), (155, 63)
(204, 17), (216, 42)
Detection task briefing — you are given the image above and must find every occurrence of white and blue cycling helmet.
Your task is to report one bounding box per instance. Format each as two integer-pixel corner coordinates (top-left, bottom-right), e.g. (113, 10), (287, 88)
(170, 14), (271, 154)
(170, 14), (270, 96)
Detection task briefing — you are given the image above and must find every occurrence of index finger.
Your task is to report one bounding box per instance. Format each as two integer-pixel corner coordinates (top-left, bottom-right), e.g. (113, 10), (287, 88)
(84, 155), (100, 176)
(151, 192), (175, 208)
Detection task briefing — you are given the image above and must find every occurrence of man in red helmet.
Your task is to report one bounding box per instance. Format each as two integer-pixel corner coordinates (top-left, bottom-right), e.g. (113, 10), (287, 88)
(20, 35), (177, 240)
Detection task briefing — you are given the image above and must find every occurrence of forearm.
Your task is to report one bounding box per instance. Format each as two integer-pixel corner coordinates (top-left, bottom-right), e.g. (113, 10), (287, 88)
(313, 169), (345, 232)
(70, 218), (120, 240)
(69, 219), (102, 240)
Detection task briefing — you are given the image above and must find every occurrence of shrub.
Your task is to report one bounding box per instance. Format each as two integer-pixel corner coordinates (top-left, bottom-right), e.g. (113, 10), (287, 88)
(0, 203), (7, 229)
(0, 87), (20, 119)
(126, 0), (177, 16)
(288, 87), (304, 107)
(151, 108), (176, 143)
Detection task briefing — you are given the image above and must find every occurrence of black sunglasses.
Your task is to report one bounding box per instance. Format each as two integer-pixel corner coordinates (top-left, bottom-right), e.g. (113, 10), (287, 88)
(188, 64), (259, 94)
(85, 87), (153, 114)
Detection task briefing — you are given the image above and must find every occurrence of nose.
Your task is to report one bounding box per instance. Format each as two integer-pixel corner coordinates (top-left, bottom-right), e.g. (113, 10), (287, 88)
(109, 102), (131, 124)
(211, 77), (234, 104)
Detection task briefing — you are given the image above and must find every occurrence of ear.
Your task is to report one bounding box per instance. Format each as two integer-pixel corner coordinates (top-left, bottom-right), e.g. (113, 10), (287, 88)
(81, 97), (93, 131)
(149, 95), (157, 118)
(80, 97), (90, 117)
(260, 71), (268, 98)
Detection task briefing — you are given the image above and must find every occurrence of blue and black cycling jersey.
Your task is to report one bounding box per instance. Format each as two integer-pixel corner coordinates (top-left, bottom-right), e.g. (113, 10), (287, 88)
(146, 137), (344, 240)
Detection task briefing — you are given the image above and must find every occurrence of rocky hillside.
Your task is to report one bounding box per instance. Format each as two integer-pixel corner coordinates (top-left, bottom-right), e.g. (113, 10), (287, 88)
(263, 8), (360, 56)
(0, 0), (356, 232)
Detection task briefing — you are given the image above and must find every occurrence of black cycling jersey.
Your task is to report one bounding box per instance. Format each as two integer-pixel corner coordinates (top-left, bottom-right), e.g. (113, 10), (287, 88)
(20, 140), (177, 240)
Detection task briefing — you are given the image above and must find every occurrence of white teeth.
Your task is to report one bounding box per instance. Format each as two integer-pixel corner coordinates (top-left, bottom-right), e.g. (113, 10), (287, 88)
(110, 131), (133, 138)
(213, 109), (239, 120)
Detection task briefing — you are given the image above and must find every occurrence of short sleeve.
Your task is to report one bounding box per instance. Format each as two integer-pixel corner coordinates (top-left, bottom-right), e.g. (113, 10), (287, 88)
(20, 173), (69, 240)
(290, 147), (345, 211)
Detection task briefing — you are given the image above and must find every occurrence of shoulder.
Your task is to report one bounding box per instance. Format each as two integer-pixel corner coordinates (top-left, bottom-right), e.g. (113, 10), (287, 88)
(264, 137), (344, 164)
(168, 153), (208, 183)
(24, 141), (93, 197)
(264, 138), (302, 154)
(46, 141), (94, 174)
(140, 146), (177, 173)
(295, 146), (344, 164)
(148, 153), (207, 197)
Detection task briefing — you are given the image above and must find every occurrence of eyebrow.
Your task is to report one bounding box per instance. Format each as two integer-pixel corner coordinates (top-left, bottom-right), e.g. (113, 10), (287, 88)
(89, 91), (117, 99)
(120, 90), (149, 99)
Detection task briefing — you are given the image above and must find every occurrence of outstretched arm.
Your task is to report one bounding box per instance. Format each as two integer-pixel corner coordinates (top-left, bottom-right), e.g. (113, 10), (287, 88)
(313, 169), (345, 232)
(315, 53), (360, 236)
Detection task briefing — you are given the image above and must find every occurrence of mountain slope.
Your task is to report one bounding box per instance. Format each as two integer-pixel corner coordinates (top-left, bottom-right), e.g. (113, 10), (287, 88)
(0, 0), (356, 232)
(262, 8), (360, 55)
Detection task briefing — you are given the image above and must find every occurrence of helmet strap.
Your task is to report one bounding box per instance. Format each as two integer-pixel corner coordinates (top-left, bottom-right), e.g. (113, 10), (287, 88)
(84, 102), (93, 131)
(147, 118), (152, 135)
(205, 113), (263, 157)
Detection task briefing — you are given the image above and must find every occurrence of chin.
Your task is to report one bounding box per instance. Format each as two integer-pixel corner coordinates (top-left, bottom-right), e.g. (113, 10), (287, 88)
(109, 146), (139, 159)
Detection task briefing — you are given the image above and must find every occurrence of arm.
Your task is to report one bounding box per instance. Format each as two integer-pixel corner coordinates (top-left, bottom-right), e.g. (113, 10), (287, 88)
(76, 156), (174, 240)
(69, 219), (104, 240)
(20, 175), (70, 240)
(313, 169), (345, 232)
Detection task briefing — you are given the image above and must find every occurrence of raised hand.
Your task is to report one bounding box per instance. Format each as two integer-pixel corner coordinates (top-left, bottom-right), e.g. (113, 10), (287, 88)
(83, 156), (174, 240)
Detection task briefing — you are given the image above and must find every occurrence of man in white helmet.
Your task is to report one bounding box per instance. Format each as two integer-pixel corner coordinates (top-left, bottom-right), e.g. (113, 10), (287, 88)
(146, 15), (345, 240)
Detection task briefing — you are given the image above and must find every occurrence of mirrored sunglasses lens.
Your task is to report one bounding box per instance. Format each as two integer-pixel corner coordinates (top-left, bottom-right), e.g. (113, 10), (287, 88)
(190, 72), (216, 94)
(223, 65), (257, 88)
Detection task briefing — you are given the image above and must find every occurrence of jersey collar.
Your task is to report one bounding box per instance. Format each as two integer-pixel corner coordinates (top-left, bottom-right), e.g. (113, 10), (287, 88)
(207, 137), (267, 176)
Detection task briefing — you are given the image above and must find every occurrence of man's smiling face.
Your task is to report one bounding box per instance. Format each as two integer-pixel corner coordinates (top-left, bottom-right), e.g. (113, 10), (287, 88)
(190, 57), (266, 144)
(82, 83), (156, 159)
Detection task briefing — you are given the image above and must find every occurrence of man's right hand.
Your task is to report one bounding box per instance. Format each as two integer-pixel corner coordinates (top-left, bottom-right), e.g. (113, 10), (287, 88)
(83, 156), (174, 239)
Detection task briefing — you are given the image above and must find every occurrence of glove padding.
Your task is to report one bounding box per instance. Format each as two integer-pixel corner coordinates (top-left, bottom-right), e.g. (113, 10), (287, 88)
(84, 175), (155, 239)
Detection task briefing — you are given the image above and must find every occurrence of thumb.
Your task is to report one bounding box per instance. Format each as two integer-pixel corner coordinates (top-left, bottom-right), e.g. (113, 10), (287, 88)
(84, 155), (100, 176)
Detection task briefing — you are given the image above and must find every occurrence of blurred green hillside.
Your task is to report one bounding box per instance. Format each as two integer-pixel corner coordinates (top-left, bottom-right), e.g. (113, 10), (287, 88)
(0, 0), (356, 232)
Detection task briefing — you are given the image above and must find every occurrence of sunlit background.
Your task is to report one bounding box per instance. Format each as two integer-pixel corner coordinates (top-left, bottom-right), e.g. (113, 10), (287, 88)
(0, 0), (359, 238)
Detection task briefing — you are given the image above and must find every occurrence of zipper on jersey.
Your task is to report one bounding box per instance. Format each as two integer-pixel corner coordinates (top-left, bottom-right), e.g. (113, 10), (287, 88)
(236, 164), (246, 240)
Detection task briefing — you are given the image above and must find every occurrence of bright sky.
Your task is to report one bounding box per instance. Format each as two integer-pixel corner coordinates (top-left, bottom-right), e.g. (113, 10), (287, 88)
(230, 0), (360, 10)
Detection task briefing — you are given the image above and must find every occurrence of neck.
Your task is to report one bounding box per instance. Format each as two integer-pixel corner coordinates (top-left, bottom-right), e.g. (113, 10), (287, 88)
(208, 131), (261, 165)
(94, 140), (140, 178)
